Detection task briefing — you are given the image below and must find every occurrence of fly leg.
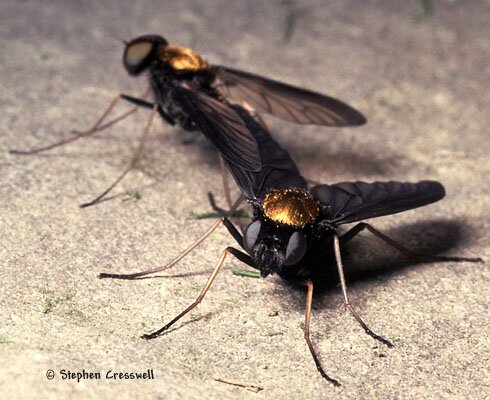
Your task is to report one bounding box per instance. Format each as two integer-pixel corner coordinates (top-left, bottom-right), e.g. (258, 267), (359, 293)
(333, 234), (393, 347)
(208, 192), (245, 219)
(98, 199), (244, 280)
(98, 218), (223, 280)
(340, 222), (482, 263)
(120, 94), (175, 125)
(209, 156), (245, 219)
(141, 246), (249, 339)
(219, 156), (233, 211)
(304, 280), (341, 386)
(10, 92), (148, 155)
(80, 105), (158, 207)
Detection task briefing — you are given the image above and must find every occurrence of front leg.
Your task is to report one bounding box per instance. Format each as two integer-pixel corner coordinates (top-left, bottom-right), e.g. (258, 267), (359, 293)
(10, 93), (143, 155)
(121, 94), (175, 125)
(141, 246), (250, 339)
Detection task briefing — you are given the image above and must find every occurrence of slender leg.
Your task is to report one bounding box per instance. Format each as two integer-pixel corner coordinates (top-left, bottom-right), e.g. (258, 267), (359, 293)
(75, 107), (139, 135)
(142, 246), (234, 340)
(208, 192), (229, 217)
(10, 94), (141, 155)
(98, 197), (245, 279)
(120, 94), (175, 125)
(208, 192), (245, 218)
(80, 105), (158, 208)
(226, 246), (255, 267)
(340, 223), (482, 263)
(333, 234), (393, 347)
(222, 217), (245, 248)
(219, 156), (233, 211)
(120, 94), (155, 109)
(99, 219), (222, 280)
(220, 220), (256, 266)
(304, 280), (340, 386)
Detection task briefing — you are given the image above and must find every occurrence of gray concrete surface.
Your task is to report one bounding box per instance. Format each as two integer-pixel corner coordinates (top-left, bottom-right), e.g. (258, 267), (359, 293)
(1, 1), (489, 399)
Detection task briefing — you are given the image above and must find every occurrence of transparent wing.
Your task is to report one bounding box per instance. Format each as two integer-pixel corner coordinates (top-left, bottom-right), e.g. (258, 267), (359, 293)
(225, 105), (308, 199)
(174, 85), (261, 171)
(216, 66), (366, 126)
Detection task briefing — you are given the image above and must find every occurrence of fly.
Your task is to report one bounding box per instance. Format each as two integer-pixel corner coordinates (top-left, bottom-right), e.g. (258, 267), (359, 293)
(10, 34), (366, 207)
(98, 105), (482, 385)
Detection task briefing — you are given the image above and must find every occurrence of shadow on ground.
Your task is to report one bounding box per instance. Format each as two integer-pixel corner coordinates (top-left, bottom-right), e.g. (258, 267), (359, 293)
(270, 218), (482, 312)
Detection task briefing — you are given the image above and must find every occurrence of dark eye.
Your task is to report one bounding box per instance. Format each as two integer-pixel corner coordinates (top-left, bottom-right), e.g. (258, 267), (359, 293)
(123, 35), (166, 75)
(283, 231), (307, 266)
(124, 41), (153, 69)
(243, 220), (262, 253)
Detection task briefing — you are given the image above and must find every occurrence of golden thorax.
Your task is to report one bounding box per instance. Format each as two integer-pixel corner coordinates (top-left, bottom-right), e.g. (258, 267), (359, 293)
(262, 189), (319, 228)
(159, 46), (208, 71)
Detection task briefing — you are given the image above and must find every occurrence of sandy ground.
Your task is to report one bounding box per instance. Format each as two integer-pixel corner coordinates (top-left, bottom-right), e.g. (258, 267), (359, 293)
(0, 1), (489, 399)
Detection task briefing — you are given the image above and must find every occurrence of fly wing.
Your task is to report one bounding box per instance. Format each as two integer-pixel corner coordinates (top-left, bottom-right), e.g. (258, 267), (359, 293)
(216, 66), (366, 126)
(226, 105), (308, 199)
(310, 180), (445, 225)
(173, 86), (261, 171)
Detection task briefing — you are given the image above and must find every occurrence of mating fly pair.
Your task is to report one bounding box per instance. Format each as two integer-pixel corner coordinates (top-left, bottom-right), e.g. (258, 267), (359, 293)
(10, 34), (366, 208)
(98, 103), (482, 385)
(11, 34), (482, 385)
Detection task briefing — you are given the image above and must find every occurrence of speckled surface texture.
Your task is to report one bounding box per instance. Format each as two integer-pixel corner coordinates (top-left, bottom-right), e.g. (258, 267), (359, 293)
(1, 1), (489, 399)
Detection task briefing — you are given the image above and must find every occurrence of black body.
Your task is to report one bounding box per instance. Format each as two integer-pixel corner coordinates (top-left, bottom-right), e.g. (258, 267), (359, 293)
(222, 106), (447, 281)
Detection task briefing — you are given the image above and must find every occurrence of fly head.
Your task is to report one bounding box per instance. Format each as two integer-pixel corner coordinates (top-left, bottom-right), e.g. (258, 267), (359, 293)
(243, 219), (308, 277)
(123, 34), (168, 76)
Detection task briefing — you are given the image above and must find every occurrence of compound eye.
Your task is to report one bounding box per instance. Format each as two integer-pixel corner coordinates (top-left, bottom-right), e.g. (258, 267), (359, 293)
(283, 231), (307, 266)
(243, 220), (262, 253)
(123, 40), (154, 74)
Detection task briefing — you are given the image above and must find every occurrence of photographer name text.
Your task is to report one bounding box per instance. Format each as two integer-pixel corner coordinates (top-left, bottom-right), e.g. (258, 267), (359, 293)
(58, 369), (155, 382)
